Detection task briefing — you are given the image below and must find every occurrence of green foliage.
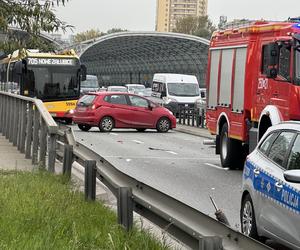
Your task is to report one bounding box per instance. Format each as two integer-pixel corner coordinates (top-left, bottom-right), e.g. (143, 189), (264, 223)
(106, 28), (128, 34)
(0, 0), (70, 54)
(0, 170), (170, 249)
(73, 29), (104, 43)
(73, 28), (128, 43)
(173, 15), (216, 40)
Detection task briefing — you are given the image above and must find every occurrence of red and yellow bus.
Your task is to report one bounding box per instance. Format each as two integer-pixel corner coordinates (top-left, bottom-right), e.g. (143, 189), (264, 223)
(0, 49), (86, 123)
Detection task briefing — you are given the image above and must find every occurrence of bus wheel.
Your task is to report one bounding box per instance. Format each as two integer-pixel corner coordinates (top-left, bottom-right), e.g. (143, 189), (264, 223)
(220, 123), (243, 169)
(78, 124), (91, 132)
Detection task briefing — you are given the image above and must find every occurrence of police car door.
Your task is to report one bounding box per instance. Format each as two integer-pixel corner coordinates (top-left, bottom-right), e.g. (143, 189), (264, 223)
(259, 131), (299, 245)
(280, 134), (300, 248)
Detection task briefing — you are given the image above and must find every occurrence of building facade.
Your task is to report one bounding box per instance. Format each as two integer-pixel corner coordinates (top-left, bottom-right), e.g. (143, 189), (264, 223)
(156, 0), (208, 32)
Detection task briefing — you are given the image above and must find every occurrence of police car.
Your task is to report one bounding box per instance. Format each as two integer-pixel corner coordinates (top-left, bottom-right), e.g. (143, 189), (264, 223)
(241, 122), (300, 250)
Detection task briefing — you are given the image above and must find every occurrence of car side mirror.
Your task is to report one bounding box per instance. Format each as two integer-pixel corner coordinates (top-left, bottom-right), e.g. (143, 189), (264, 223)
(284, 170), (300, 183)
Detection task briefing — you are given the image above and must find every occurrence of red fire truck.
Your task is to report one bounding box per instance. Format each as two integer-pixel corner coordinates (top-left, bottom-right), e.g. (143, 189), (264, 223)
(206, 19), (300, 169)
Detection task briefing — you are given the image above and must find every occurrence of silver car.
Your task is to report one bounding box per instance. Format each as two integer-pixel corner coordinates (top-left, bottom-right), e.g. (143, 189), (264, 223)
(241, 122), (300, 250)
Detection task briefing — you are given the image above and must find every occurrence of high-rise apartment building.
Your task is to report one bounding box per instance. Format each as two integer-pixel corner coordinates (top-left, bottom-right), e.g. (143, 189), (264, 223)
(156, 0), (208, 32)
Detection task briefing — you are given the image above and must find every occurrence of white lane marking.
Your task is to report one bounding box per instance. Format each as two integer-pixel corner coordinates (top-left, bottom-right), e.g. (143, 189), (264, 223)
(166, 151), (178, 155)
(126, 159), (132, 162)
(205, 163), (229, 170)
(132, 140), (144, 144)
(110, 132), (118, 136)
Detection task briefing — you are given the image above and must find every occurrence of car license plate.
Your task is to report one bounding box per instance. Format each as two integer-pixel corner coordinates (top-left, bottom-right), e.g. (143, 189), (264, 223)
(78, 107), (86, 111)
(185, 104), (188, 107)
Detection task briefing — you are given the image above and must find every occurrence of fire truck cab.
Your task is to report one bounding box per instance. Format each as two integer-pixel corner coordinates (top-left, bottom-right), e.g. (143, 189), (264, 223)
(206, 20), (300, 169)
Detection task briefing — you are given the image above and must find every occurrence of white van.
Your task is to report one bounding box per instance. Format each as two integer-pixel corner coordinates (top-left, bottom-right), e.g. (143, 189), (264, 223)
(151, 73), (201, 115)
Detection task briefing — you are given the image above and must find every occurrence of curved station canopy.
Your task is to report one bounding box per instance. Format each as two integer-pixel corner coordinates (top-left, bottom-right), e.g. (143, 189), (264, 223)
(79, 32), (209, 87)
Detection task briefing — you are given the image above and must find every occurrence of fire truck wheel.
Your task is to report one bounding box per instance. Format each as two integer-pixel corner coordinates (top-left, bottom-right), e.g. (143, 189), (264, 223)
(220, 123), (243, 169)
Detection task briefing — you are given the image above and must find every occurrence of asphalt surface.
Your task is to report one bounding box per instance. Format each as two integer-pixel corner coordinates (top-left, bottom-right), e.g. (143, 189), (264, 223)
(73, 126), (243, 230)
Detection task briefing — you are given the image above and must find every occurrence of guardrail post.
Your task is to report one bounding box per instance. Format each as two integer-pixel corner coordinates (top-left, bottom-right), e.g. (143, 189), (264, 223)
(199, 236), (222, 250)
(63, 144), (73, 179)
(9, 98), (16, 143)
(48, 133), (56, 172)
(0, 95), (3, 133)
(178, 106), (182, 124)
(183, 107), (186, 125)
(39, 119), (47, 167)
(5, 96), (11, 140)
(20, 101), (27, 153)
(25, 103), (33, 159)
(201, 109), (205, 128)
(192, 109), (195, 126)
(4, 96), (9, 137)
(187, 107), (191, 126)
(12, 99), (19, 146)
(117, 187), (133, 231)
(32, 108), (40, 165)
(84, 160), (96, 201)
(8, 97), (13, 141)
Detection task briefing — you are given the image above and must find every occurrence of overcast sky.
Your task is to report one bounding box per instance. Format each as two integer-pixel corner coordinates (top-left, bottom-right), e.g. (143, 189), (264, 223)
(56, 0), (300, 36)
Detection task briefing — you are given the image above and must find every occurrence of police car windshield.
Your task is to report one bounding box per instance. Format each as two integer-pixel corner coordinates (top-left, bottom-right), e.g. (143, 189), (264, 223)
(167, 82), (200, 97)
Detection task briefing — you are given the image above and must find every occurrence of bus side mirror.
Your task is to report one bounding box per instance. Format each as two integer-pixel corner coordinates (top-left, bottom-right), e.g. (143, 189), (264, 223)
(14, 61), (23, 75)
(81, 64), (87, 81)
(265, 43), (279, 78)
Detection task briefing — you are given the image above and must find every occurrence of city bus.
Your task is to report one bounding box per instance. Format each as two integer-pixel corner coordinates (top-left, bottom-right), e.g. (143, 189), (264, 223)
(0, 48), (86, 123)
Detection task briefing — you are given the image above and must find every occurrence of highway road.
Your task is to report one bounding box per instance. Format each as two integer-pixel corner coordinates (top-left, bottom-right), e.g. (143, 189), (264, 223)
(72, 126), (243, 230)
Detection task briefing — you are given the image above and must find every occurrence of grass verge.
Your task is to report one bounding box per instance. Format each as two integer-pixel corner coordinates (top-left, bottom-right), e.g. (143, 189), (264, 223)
(0, 170), (170, 250)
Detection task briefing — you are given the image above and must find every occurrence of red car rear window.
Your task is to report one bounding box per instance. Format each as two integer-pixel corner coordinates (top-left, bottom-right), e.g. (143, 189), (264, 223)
(78, 95), (96, 106)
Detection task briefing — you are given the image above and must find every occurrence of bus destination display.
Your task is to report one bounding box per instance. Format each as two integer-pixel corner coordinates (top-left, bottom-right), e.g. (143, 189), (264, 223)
(27, 57), (76, 66)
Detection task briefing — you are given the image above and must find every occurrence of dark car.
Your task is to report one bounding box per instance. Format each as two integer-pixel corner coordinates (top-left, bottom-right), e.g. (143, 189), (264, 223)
(73, 92), (176, 132)
(80, 75), (99, 96)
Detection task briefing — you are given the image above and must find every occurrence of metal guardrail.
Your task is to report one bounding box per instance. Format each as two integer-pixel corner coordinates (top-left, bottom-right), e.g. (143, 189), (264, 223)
(56, 126), (269, 250)
(178, 106), (206, 128)
(0, 91), (58, 171)
(0, 91), (269, 249)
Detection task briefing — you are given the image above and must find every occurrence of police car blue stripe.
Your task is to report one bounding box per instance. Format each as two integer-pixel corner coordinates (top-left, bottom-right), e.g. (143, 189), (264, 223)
(244, 160), (300, 213)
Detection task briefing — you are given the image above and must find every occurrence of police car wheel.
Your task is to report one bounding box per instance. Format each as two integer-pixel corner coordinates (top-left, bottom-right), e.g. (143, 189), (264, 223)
(99, 116), (114, 132)
(240, 194), (259, 240)
(78, 124), (91, 132)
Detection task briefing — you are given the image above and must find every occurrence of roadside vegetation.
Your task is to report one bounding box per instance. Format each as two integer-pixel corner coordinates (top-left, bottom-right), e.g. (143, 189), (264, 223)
(0, 170), (170, 250)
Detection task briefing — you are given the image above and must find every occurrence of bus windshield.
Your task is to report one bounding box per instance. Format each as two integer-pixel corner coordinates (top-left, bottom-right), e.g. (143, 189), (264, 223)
(25, 65), (80, 101)
(167, 82), (200, 97)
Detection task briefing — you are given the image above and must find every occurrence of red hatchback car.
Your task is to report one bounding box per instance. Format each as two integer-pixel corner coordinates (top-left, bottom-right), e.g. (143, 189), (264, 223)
(73, 92), (176, 132)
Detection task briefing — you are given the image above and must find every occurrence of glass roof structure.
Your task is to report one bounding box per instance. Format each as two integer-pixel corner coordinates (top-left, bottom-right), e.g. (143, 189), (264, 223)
(79, 32), (209, 88)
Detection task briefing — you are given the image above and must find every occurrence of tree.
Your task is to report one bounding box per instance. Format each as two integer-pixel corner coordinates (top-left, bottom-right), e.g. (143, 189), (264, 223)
(73, 28), (128, 43)
(73, 29), (104, 43)
(0, 0), (70, 53)
(173, 15), (216, 40)
(106, 28), (128, 34)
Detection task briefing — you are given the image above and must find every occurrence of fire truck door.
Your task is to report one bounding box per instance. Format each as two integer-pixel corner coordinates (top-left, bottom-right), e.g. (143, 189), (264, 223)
(271, 46), (291, 118)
